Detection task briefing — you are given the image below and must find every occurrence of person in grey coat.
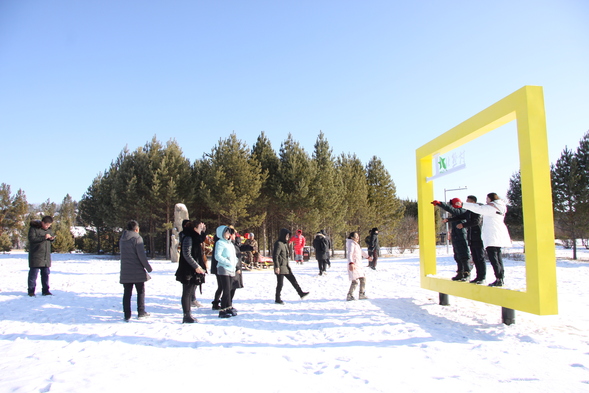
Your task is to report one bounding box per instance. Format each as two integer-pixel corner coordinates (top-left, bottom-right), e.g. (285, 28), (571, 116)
(27, 216), (55, 297)
(119, 220), (153, 321)
(274, 228), (309, 304)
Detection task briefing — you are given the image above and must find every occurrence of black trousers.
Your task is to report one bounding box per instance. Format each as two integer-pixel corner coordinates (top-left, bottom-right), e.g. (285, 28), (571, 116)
(182, 282), (196, 315)
(218, 274), (233, 310)
(470, 242), (486, 279)
(317, 259), (328, 274)
(275, 272), (303, 301)
(486, 246), (504, 279)
(122, 282), (145, 318)
(213, 274), (236, 305)
(28, 267), (50, 293)
(368, 251), (378, 268)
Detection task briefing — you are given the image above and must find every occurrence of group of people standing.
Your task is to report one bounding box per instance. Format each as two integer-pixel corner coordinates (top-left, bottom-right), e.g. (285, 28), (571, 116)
(26, 215), (375, 323)
(294, 228), (377, 301)
(118, 222), (314, 323)
(432, 192), (512, 287)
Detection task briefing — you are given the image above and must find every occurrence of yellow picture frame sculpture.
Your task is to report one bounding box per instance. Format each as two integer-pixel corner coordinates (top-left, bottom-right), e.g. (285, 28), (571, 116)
(416, 85), (557, 315)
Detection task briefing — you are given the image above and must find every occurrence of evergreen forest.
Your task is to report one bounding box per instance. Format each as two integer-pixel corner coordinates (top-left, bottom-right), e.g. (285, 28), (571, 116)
(3, 130), (589, 260)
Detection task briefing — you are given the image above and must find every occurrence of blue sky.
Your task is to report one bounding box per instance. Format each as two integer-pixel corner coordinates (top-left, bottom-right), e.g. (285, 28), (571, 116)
(1, 0), (587, 205)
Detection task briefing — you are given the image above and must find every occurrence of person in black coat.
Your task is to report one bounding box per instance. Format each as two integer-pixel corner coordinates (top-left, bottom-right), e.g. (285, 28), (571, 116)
(457, 195), (486, 284)
(432, 198), (471, 281)
(27, 216), (55, 297)
(366, 228), (380, 270)
(313, 230), (330, 275)
(175, 221), (206, 323)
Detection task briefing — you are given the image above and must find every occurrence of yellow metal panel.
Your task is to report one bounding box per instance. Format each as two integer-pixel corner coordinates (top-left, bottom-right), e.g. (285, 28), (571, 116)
(415, 85), (558, 315)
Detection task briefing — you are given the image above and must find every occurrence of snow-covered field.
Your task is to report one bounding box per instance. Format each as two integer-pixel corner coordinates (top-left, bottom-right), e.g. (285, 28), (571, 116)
(1, 245), (588, 393)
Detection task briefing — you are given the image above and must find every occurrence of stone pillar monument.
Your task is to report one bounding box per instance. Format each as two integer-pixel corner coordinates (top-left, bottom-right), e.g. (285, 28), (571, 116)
(170, 203), (189, 263)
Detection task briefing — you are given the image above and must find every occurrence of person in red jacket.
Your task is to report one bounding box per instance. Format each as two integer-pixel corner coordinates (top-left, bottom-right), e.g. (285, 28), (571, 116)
(289, 229), (306, 265)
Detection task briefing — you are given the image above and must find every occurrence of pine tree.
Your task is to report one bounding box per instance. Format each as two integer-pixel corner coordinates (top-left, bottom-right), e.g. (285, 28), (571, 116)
(51, 194), (77, 253)
(277, 134), (314, 227)
(59, 194), (77, 227)
(365, 156), (405, 248)
(505, 171), (524, 240)
(337, 153), (370, 235)
(308, 131), (344, 250)
(52, 220), (75, 253)
(10, 189), (29, 248)
(79, 176), (106, 253)
(0, 184), (10, 230)
(153, 139), (191, 258)
(573, 130), (589, 244)
(39, 199), (57, 218)
(0, 232), (11, 252)
(199, 133), (264, 227)
(0, 184), (27, 248)
(250, 132), (279, 254)
(551, 147), (585, 258)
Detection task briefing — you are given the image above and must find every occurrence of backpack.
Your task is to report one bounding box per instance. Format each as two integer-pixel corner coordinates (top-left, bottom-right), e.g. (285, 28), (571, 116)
(365, 235), (371, 246)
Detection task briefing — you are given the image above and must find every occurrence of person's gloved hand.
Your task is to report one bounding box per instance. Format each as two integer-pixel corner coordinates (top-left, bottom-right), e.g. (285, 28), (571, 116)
(431, 200), (441, 206)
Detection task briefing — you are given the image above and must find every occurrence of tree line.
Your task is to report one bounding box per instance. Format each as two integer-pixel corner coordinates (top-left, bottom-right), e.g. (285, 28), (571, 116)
(506, 130), (589, 259)
(6, 130), (587, 259)
(0, 185), (77, 253)
(77, 132), (406, 257)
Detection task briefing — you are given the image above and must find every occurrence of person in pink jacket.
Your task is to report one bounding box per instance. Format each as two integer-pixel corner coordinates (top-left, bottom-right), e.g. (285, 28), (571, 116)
(289, 229), (306, 265)
(346, 231), (371, 301)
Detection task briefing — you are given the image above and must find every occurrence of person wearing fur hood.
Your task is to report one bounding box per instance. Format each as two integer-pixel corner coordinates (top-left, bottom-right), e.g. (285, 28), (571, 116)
(119, 220), (153, 321)
(346, 232), (370, 301)
(462, 192), (512, 287)
(27, 216), (55, 297)
(214, 225), (239, 318)
(273, 228), (309, 304)
(175, 220), (206, 323)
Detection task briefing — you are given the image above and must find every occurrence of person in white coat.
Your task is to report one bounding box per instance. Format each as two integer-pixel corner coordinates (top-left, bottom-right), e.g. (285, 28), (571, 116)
(462, 192), (512, 287)
(346, 232), (371, 300)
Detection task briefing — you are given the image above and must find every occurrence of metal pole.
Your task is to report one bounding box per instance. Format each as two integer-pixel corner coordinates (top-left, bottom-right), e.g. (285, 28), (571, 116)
(439, 293), (450, 306)
(502, 307), (516, 325)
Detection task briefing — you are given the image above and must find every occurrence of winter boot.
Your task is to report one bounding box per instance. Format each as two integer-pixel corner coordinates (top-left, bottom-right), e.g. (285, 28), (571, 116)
(359, 292), (368, 300)
(42, 291), (53, 296)
(218, 308), (232, 318)
(182, 313), (196, 323)
(229, 307), (238, 316)
(451, 271), (464, 281)
(470, 277), (485, 284)
(488, 278), (504, 287)
(300, 291), (309, 299)
(28, 290), (35, 297)
(137, 312), (150, 319)
(275, 298), (284, 305)
(346, 294), (355, 301)
(212, 301), (221, 310)
(458, 271), (470, 282)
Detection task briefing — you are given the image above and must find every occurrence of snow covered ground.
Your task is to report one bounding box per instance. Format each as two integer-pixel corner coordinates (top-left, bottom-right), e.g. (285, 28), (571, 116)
(1, 244), (588, 392)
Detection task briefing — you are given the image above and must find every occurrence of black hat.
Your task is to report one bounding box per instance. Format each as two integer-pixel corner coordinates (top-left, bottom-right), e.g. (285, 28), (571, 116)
(372, 227), (379, 233)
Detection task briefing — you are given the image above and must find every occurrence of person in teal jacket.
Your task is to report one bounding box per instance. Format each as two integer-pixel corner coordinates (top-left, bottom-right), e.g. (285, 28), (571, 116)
(214, 225), (238, 318)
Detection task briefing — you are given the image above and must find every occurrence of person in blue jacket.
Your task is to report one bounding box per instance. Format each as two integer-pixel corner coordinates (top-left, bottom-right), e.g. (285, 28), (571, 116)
(214, 225), (239, 318)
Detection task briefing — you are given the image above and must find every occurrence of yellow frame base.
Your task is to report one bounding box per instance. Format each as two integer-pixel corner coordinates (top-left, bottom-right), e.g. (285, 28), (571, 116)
(416, 86), (557, 315)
